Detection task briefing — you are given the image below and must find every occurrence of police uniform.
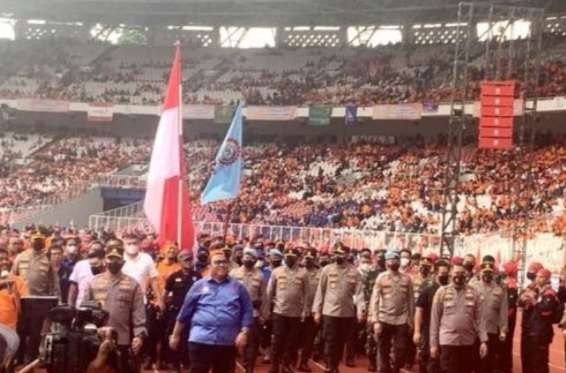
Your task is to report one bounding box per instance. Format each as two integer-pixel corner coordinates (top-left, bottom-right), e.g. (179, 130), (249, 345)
(230, 263), (266, 373)
(84, 247), (147, 373)
(363, 266), (384, 372)
(265, 248), (309, 373)
(408, 270), (432, 370)
(469, 268), (508, 373)
(369, 268), (414, 373)
(13, 236), (60, 363)
(163, 265), (201, 369)
(519, 274), (564, 373)
(429, 284), (487, 373)
(298, 254), (321, 371)
(312, 251), (364, 373)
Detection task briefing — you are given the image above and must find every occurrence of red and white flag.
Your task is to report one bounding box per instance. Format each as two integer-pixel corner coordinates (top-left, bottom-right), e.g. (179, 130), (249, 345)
(144, 45), (195, 250)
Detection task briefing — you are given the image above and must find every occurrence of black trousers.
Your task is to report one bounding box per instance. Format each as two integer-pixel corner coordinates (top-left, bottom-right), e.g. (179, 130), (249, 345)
(345, 319), (364, 362)
(479, 333), (500, 373)
(299, 316), (318, 364)
(377, 323), (409, 373)
(116, 345), (142, 373)
(440, 345), (475, 373)
(188, 342), (236, 373)
(417, 332), (439, 373)
(497, 313), (516, 373)
(243, 317), (261, 373)
(322, 316), (354, 370)
(522, 336), (550, 373)
(271, 313), (301, 370)
(164, 308), (189, 368)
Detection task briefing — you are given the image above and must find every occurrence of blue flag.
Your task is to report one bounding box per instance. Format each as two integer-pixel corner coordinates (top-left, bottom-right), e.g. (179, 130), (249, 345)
(345, 104), (358, 126)
(201, 103), (243, 204)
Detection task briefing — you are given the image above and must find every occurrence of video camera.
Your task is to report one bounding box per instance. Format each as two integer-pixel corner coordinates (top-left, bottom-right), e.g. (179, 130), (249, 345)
(42, 301), (116, 373)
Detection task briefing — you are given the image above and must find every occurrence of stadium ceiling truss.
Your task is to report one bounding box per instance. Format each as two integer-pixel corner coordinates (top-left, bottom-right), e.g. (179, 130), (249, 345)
(1, 0), (565, 47)
(439, 2), (544, 258)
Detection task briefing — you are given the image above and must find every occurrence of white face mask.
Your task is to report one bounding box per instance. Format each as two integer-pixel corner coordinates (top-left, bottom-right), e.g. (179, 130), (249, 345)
(66, 245), (78, 254)
(359, 263), (372, 273)
(126, 245), (139, 255)
(401, 258), (410, 268)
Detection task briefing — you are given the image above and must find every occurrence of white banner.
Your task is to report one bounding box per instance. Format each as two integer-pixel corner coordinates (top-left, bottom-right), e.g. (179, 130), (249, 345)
(525, 233), (564, 274)
(245, 106), (297, 121)
(16, 98), (70, 113)
(87, 103), (114, 122)
(373, 103), (423, 120)
(184, 104), (215, 120)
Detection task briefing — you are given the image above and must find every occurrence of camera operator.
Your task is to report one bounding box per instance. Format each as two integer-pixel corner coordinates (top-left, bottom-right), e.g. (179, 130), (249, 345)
(83, 240), (147, 373)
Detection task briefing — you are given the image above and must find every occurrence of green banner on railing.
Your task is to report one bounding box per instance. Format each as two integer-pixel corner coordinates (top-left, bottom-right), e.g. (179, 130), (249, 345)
(308, 105), (332, 126)
(214, 105), (235, 123)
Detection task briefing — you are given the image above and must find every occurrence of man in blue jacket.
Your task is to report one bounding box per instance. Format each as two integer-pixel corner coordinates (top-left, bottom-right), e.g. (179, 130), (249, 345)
(169, 249), (253, 373)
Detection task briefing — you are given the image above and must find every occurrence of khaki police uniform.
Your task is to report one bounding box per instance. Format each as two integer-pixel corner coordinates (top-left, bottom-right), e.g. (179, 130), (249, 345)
(12, 249), (60, 297)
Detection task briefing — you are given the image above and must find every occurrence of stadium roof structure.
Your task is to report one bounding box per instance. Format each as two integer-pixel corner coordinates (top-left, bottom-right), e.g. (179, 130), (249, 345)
(0, 0), (562, 27)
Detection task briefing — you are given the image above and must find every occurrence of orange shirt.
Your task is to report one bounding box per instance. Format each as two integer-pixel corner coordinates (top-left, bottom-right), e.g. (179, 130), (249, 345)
(0, 274), (28, 330)
(156, 260), (181, 292)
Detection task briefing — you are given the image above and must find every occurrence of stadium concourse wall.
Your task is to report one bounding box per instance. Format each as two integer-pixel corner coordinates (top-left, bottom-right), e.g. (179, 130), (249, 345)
(3, 97), (566, 139)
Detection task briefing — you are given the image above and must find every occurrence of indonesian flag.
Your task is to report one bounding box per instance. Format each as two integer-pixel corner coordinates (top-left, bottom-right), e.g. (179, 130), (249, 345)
(144, 45), (195, 250)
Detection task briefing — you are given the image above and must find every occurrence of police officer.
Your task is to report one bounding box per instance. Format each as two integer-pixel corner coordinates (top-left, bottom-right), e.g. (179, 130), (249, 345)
(429, 262), (488, 373)
(313, 244), (364, 373)
(497, 261), (519, 373)
(83, 239), (147, 373)
(298, 248), (321, 372)
(518, 261), (543, 370)
(162, 250), (201, 373)
(364, 249), (387, 372)
(369, 249), (414, 373)
(265, 247), (309, 373)
(519, 267), (564, 373)
(230, 248), (266, 373)
(470, 263), (508, 373)
(12, 232), (60, 362)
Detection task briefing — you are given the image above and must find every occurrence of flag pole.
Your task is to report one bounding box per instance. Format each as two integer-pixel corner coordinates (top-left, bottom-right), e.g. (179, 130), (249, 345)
(176, 41), (183, 248)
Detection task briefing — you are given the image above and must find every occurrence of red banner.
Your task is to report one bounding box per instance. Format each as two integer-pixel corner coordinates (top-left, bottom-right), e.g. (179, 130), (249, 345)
(480, 116), (514, 128)
(479, 127), (513, 138)
(479, 137), (513, 149)
(481, 106), (514, 117)
(480, 81), (516, 97)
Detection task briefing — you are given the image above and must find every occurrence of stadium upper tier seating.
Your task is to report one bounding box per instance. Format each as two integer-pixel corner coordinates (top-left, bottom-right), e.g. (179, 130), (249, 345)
(0, 133), (564, 237)
(2, 38), (566, 105)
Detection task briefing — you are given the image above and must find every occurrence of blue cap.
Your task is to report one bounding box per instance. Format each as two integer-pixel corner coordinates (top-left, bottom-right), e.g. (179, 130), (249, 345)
(385, 249), (400, 260)
(243, 248), (257, 258)
(269, 248), (283, 258)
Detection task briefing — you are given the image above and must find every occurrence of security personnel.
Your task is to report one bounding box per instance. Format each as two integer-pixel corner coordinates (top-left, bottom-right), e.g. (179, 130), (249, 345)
(265, 247), (309, 373)
(12, 233), (60, 362)
(162, 250), (200, 373)
(369, 249), (414, 373)
(298, 248), (321, 372)
(83, 239), (147, 373)
(429, 262), (488, 373)
(519, 267), (564, 373)
(518, 261), (543, 370)
(230, 248), (266, 373)
(470, 263), (507, 373)
(497, 261), (519, 373)
(313, 244), (364, 373)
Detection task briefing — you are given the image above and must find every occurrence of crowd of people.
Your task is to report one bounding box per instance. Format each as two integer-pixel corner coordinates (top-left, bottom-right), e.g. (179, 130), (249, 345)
(1, 132), (564, 237)
(1, 39), (566, 106)
(0, 224), (564, 373)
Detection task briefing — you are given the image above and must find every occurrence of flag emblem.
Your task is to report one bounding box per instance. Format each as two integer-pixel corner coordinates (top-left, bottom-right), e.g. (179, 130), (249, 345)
(219, 138), (241, 165)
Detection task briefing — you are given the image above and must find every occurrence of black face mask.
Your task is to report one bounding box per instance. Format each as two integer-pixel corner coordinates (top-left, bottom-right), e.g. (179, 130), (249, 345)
(234, 256), (243, 266)
(271, 260), (282, 268)
(285, 256), (297, 268)
(420, 266), (431, 276)
(305, 259), (315, 268)
(319, 259), (329, 267)
(526, 272), (536, 281)
(377, 258), (385, 268)
(453, 274), (465, 286)
(243, 260), (255, 269)
(107, 261), (123, 275)
(197, 254), (208, 263)
(437, 274), (450, 286)
(482, 272), (494, 283)
(32, 241), (44, 251)
(91, 266), (103, 275)
(388, 263), (400, 272)
(335, 256), (345, 265)
(463, 263), (474, 272)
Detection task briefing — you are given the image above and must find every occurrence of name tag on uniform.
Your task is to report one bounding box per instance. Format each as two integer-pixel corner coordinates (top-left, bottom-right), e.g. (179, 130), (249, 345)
(175, 278), (182, 283)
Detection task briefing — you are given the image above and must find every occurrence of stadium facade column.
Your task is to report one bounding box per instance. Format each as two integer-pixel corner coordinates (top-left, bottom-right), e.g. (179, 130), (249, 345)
(13, 19), (25, 41)
(401, 23), (413, 46)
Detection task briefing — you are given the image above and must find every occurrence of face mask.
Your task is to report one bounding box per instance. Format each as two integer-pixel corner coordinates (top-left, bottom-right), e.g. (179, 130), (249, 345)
(67, 245), (78, 254)
(235, 256), (243, 266)
(320, 259), (329, 267)
(271, 260), (282, 268)
(377, 258), (385, 268)
(125, 245), (139, 255)
(32, 240), (44, 251)
(305, 259), (315, 268)
(285, 257), (297, 268)
(526, 272), (536, 281)
(197, 253), (208, 262)
(463, 262), (474, 272)
(437, 274), (450, 286)
(482, 272), (493, 283)
(91, 266), (103, 275)
(243, 260), (255, 269)
(255, 260), (264, 268)
(335, 256), (345, 265)
(420, 266), (431, 276)
(388, 262), (400, 272)
(360, 263), (372, 273)
(453, 274), (465, 286)
(107, 261), (123, 274)
(400, 258), (410, 268)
